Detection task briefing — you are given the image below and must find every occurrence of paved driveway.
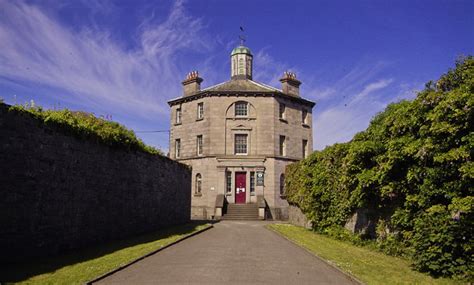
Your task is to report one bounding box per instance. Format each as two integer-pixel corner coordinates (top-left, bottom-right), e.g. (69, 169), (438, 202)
(96, 221), (357, 284)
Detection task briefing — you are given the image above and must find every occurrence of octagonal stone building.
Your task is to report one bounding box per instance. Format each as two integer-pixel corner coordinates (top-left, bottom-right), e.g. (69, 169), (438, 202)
(168, 44), (315, 220)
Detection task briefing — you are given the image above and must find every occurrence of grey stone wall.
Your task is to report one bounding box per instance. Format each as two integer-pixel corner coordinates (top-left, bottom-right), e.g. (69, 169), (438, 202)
(288, 205), (312, 229)
(0, 104), (191, 263)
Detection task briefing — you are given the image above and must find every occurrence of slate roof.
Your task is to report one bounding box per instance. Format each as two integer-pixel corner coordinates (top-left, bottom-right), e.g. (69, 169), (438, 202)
(202, 79), (280, 93)
(168, 79), (315, 107)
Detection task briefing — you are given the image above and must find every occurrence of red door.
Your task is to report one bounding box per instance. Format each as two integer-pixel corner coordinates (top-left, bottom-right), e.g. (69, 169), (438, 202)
(235, 172), (246, 204)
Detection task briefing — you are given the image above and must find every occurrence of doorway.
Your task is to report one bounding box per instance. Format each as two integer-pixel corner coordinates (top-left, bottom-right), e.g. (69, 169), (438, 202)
(235, 172), (246, 204)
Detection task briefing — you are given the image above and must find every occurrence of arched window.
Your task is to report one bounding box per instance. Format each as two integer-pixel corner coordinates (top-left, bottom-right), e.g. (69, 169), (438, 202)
(195, 173), (202, 194)
(280, 174), (285, 196)
(234, 101), (248, 116)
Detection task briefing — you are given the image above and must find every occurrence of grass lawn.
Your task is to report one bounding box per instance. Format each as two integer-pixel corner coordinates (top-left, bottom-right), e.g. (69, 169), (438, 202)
(0, 222), (210, 285)
(268, 224), (462, 285)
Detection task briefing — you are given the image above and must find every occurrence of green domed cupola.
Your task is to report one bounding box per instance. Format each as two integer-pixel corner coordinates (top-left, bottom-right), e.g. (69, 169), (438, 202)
(231, 45), (253, 80)
(231, 45), (253, 56)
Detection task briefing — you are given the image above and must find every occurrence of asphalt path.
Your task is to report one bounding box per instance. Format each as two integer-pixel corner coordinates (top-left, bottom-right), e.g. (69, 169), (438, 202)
(96, 221), (358, 284)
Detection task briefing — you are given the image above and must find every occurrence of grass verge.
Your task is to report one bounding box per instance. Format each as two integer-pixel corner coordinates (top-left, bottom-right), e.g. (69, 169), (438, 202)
(267, 224), (462, 285)
(1, 222), (211, 285)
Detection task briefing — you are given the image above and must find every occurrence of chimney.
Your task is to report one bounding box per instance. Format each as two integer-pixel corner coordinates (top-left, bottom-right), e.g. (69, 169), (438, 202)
(182, 71), (203, 96)
(279, 72), (301, 97)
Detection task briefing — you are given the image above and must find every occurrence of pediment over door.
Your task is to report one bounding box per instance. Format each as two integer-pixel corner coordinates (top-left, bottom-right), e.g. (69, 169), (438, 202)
(231, 124), (252, 131)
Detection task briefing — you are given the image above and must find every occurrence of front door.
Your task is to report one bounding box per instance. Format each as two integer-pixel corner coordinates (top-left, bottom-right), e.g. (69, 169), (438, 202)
(235, 172), (246, 204)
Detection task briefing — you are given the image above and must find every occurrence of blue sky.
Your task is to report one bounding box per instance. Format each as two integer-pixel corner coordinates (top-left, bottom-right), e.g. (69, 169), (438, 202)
(0, 0), (472, 151)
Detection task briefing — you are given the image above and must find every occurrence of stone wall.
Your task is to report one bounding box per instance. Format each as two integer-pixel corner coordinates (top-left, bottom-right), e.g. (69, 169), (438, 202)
(0, 104), (191, 263)
(288, 205), (312, 229)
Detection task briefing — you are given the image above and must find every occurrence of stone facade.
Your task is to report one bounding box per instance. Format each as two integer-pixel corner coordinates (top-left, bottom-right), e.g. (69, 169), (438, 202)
(0, 104), (191, 262)
(168, 45), (315, 220)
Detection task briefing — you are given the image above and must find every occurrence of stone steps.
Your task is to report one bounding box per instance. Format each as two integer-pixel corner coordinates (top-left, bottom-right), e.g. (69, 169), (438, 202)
(222, 204), (259, 220)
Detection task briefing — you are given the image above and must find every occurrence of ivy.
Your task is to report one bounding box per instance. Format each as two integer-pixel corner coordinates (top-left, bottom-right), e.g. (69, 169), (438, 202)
(285, 56), (474, 279)
(5, 103), (162, 156)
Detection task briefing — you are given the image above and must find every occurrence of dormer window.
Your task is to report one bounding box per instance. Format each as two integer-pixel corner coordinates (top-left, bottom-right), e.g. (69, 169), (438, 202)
(235, 102), (248, 117)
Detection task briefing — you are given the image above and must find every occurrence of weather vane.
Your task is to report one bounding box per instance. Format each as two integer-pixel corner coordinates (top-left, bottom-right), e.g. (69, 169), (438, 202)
(239, 26), (246, 46)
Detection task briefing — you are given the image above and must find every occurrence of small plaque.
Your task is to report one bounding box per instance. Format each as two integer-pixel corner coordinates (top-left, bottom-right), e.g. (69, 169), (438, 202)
(256, 171), (264, 186)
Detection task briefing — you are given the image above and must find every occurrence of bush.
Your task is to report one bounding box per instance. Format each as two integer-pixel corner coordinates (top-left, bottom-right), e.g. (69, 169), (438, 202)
(411, 199), (473, 279)
(285, 56), (474, 279)
(6, 102), (162, 156)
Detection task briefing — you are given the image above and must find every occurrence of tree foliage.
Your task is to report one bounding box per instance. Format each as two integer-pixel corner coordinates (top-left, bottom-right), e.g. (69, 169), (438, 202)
(285, 56), (473, 279)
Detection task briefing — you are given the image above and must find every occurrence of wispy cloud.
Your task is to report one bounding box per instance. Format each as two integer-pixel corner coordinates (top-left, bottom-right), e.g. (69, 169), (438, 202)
(253, 49), (296, 87)
(243, 49), (419, 151)
(0, 0), (208, 118)
(312, 72), (420, 150)
(350, 78), (393, 103)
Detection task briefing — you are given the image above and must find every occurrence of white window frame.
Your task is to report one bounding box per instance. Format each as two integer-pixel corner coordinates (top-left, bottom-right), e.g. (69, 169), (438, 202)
(250, 171), (255, 195)
(302, 139), (308, 158)
(226, 171), (232, 194)
(176, 107), (182, 124)
(279, 103), (286, 119)
(175, 139), (181, 158)
(279, 135), (286, 156)
(197, 102), (204, 120)
(234, 133), (248, 155)
(195, 173), (202, 194)
(197, 135), (203, 156)
(234, 102), (248, 117)
(302, 109), (307, 124)
(280, 174), (285, 196)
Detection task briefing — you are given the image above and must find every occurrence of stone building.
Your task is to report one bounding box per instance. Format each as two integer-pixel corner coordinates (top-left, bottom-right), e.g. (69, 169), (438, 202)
(168, 44), (315, 220)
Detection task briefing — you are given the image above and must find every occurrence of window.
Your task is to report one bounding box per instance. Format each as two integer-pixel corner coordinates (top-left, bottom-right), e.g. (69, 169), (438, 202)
(279, 103), (286, 119)
(239, 58), (244, 74)
(250, 171), (255, 195)
(197, 102), (204, 120)
(235, 134), (248, 154)
(302, 139), (308, 158)
(176, 107), (181, 124)
(175, 139), (181, 158)
(195, 173), (202, 194)
(197, 135), (203, 156)
(302, 109), (307, 124)
(280, 174), (285, 196)
(279, 135), (286, 156)
(226, 171), (232, 193)
(235, 102), (248, 116)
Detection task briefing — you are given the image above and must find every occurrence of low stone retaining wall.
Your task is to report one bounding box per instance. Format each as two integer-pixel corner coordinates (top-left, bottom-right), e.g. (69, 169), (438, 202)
(288, 205), (312, 229)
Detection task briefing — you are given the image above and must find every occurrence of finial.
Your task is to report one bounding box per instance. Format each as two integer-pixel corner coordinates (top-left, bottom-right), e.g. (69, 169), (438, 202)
(239, 26), (246, 46)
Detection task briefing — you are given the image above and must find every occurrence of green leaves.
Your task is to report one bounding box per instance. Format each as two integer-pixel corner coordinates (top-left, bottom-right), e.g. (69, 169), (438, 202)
(7, 103), (162, 156)
(285, 56), (474, 279)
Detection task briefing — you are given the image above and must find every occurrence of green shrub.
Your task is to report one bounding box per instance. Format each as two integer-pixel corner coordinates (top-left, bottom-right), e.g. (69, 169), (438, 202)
(285, 56), (474, 279)
(411, 199), (473, 279)
(6, 103), (162, 156)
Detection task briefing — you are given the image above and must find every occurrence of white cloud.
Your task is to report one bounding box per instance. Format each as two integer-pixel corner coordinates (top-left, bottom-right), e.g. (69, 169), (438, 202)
(312, 77), (422, 150)
(313, 94), (387, 150)
(351, 79), (393, 102)
(253, 49), (297, 87)
(0, 0), (208, 118)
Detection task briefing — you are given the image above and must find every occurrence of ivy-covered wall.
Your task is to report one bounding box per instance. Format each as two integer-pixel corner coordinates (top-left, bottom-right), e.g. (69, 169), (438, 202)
(285, 57), (473, 279)
(0, 104), (191, 262)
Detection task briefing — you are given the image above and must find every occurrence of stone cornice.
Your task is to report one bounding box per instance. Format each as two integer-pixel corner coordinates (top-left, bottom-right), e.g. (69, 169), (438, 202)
(167, 91), (316, 108)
